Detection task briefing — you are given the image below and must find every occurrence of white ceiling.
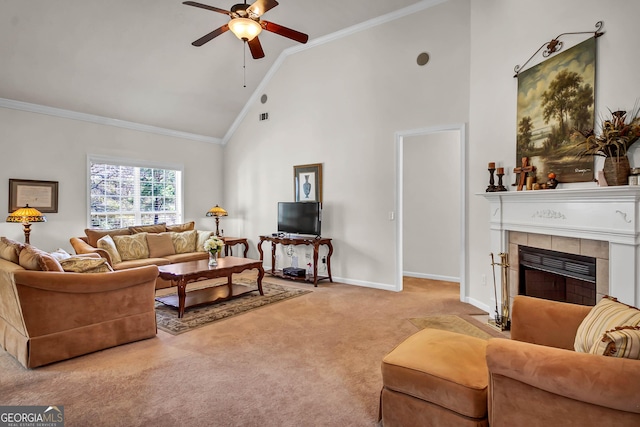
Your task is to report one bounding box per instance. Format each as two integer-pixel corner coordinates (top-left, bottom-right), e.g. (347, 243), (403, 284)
(0, 0), (426, 142)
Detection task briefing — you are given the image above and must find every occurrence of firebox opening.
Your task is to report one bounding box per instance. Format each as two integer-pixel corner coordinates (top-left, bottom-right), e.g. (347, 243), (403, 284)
(518, 246), (596, 306)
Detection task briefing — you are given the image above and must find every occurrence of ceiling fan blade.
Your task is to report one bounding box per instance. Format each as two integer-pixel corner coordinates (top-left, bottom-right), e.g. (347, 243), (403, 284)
(247, 0), (279, 17)
(192, 24), (229, 46)
(182, 1), (229, 15)
(262, 21), (309, 44)
(248, 37), (265, 59)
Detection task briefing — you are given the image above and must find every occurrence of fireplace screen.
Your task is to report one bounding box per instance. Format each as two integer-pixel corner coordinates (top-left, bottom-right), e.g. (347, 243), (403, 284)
(518, 246), (596, 306)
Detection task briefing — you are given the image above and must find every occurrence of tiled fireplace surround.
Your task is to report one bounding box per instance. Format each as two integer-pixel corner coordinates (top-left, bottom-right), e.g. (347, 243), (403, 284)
(482, 187), (640, 315)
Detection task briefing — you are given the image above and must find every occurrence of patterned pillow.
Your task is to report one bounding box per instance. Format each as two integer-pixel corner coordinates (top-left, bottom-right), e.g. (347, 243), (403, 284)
(0, 237), (24, 263)
(589, 326), (640, 359)
(18, 244), (64, 272)
(97, 235), (122, 264)
(166, 221), (195, 232)
(147, 233), (176, 258)
(574, 296), (640, 353)
(112, 233), (150, 261)
(60, 257), (114, 273)
(170, 230), (197, 254)
(196, 230), (214, 252)
(129, 223), (167, 234)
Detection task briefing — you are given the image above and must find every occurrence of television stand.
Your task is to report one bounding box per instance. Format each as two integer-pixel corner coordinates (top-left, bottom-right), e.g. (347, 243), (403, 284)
(257, 235), (333, 287)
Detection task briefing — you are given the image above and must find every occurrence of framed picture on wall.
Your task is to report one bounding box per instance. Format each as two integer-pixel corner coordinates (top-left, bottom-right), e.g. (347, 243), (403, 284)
(516, 37), (596, 183)
(9, 179), (59, 213)
(294, 163), (323, 203)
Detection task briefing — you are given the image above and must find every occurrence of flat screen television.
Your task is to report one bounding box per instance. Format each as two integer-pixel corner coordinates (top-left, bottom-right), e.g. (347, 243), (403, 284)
(277, 202), (322, 236)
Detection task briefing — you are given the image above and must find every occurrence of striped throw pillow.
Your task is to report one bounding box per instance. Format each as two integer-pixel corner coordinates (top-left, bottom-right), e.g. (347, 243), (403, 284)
(574, 296), (640, 353)
(589, 326), (640, 359)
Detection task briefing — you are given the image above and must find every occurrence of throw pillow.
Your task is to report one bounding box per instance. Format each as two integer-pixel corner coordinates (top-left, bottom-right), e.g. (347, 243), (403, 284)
(112, 233), (150, 261)
(84, 227), (131, 247)
(166, 221), (195, 232)
(97, 235), (123, 264)
(129, 223), (167, 234)
(170, 230), (197, 254)
(196, 230), (214, 252)
(18, 244), (64, 272)
(147, 233), (176, 258)
(589, 326), (640, 359)
(60, 257), (114, 273)
(0, 237), (24, 263)
(50, 248), (72, 261)
(574, 296), (640, 353)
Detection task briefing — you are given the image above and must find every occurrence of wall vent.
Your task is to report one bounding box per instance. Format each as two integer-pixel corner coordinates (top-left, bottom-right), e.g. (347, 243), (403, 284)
(259, 112), (269, 121)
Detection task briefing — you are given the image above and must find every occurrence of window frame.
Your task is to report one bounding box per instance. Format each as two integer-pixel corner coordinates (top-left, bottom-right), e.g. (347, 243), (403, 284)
(87, 154), (184, 229)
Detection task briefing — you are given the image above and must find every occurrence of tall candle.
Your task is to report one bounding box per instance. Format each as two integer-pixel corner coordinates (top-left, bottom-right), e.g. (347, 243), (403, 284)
(497, 167), (504, 174)
(488, 162), (495, 169)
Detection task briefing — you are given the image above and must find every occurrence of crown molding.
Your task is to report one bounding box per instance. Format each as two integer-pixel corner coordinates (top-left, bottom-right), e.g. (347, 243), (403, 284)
(222, 0), (447, 145)
(0, 98), (222, 145)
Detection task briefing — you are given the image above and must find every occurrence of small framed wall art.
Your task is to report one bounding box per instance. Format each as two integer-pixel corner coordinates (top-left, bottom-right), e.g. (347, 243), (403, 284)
(9, 179), (59, 213)
(294, 163), (323, 203)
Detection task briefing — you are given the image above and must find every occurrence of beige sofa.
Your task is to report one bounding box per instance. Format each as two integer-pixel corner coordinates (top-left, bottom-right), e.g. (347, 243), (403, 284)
(380, 296), (640, 426)
(70, 222), (214, 289)
(0, 237), (158, 368)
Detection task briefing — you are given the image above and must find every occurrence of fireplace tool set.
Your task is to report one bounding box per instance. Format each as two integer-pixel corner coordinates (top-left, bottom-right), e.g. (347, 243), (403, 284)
(489, 252), (511, 331)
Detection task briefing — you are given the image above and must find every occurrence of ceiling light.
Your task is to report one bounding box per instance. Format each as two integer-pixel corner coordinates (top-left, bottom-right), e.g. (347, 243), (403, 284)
(228, 18), (262, 41)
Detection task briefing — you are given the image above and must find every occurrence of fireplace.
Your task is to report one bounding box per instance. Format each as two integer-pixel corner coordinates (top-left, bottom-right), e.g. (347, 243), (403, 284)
(518, 245), (596, 306)
(481, 187), (640, 319)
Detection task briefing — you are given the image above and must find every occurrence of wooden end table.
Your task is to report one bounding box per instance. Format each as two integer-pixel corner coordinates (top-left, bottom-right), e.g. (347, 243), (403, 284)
(156, 256), (264, 318)
(222, 237), (249, 257)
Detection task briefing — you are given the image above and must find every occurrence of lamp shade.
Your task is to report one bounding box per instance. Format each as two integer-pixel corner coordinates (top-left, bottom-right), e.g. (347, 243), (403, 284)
(206, 205), (228, 218)
(228, 17), (262, 41)
(6, 205), (47, 224)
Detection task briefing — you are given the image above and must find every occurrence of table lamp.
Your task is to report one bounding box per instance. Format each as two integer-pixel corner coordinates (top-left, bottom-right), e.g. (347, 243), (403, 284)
(206, 204), (228, 237)
(6, 204), (47, 244)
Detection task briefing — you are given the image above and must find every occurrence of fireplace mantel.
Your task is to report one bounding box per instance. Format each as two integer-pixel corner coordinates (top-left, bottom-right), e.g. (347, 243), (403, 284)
(481, 187), (640, 306)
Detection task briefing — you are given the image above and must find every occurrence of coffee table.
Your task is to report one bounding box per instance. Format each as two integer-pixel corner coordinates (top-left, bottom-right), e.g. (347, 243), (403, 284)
(155, 256), (264, 318)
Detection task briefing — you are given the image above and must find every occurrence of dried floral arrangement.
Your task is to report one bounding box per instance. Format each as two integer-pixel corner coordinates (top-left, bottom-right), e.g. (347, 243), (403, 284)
(574, 103), (640, 159)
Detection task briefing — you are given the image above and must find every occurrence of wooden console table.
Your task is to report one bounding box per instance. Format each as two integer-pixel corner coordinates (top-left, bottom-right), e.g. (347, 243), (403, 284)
(257, 235), (333, 287)
(222, 237), (249, 257)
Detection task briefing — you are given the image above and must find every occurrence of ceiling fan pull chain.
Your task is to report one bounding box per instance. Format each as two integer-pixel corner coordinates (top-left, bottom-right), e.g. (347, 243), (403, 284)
(243, 41), (247, 88)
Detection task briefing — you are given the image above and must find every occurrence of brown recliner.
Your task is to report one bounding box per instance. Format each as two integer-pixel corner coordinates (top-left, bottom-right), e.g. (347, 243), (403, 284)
(380, 296), (640, 426)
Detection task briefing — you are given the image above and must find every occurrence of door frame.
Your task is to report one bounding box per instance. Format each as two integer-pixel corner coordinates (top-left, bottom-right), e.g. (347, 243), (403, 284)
(394, 123), (467, 302)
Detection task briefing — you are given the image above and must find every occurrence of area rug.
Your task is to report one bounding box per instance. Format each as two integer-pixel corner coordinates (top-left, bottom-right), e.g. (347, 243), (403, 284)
(409, 315), (493, 340)
(155, 280), (311, 335)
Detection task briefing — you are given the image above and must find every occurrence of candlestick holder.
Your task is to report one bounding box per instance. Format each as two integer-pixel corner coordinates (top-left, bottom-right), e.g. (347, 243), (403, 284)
(495, 172), (507, 191)
(486, 168), (496, 192)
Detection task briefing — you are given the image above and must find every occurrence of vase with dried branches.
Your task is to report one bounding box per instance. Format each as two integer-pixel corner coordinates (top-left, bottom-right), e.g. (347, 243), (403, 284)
(574, 104), (640, 185)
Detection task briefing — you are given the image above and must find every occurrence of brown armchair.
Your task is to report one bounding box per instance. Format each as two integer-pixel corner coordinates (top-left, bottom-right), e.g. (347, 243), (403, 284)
(487, 296), (640, 426)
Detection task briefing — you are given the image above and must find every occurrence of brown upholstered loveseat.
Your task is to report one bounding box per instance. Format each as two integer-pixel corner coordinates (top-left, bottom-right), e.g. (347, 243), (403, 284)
(70, 222), (214, 289)
(380, 296), (640, 426)
(0, 238), (158, 368)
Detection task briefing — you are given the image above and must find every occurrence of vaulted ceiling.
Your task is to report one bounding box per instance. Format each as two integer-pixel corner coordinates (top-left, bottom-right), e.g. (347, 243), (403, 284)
(0, 0), (426, 143)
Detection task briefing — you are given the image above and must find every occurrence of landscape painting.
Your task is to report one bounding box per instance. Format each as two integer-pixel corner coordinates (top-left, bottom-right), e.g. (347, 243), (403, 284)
(516, 37), (596, 183)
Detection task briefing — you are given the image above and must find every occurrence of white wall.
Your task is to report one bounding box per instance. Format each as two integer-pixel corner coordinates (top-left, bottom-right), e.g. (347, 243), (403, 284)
(467, 0), (640, 312)
(223, 0), (471, 289)
(403, 131), (460, 281)
(0, 107), (224, 252)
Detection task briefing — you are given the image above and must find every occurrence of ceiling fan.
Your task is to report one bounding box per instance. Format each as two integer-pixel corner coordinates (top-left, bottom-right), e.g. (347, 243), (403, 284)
(183, 0), (309, 59)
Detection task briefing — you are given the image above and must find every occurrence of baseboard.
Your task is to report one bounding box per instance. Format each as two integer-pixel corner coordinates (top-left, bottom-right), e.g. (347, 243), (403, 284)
(403, 271), (460, 283)
(465, 296), (491, 314)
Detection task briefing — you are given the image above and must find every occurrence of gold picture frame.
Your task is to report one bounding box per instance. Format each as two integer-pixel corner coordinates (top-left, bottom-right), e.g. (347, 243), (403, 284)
(9, 179), (59, 213)
(294, 163), (323, 203)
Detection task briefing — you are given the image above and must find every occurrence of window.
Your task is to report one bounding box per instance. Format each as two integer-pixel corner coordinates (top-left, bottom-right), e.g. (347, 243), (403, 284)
(89, 157), (182, 229)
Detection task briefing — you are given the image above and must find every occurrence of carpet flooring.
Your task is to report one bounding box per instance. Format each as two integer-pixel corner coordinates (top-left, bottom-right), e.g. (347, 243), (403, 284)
(156, 280), (311, 335)
(409, 314), (493, 339)
(0, 277), (504, 427)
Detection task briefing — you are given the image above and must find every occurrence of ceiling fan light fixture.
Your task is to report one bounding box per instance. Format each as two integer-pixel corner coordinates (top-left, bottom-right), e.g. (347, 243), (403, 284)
(228, 17), (262, 41)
